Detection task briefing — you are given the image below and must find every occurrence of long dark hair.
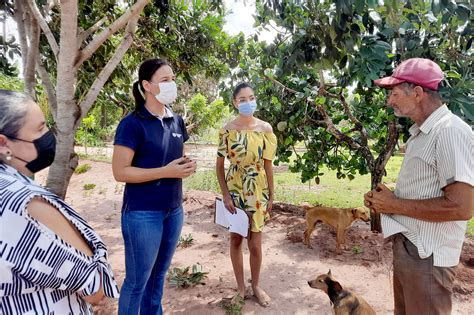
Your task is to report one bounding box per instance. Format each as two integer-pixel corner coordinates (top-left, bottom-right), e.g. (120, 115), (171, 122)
(132, 58), (169, 112)
(232, 82), (253, 100)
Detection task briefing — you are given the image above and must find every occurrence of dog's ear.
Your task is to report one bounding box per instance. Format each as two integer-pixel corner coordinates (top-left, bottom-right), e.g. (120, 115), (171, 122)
(327, 269), (332, 276)
(300, 202), (312, 211)
(351, 208), (357, 215)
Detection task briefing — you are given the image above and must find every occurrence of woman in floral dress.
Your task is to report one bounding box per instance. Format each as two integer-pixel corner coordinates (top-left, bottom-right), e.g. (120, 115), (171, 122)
(216, 82), (277, 307)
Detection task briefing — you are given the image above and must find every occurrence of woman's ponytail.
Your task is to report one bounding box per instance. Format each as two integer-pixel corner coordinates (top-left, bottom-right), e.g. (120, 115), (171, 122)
(132, 81), (145, 112)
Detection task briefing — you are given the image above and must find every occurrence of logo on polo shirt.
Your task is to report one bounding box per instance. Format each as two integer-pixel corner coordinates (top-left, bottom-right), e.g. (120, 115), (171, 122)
(172, 133), (182, 138)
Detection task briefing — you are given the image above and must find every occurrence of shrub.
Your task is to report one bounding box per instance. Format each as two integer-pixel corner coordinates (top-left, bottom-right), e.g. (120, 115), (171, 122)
(178, 233), (194, 248)
(83, 183), (96, 190)
(75, 164), (91, 174)
(168, 264), (208, 288)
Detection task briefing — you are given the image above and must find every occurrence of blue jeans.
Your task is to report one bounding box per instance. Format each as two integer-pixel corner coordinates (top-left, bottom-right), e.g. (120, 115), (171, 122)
(118, 206), (184, 315)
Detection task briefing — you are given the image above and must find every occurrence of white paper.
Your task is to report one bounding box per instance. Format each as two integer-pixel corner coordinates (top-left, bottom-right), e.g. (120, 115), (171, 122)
(215, 198), (249, 238)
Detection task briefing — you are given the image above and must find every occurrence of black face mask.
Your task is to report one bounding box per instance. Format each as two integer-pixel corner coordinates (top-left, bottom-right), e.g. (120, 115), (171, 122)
(8, 130), (57, 173)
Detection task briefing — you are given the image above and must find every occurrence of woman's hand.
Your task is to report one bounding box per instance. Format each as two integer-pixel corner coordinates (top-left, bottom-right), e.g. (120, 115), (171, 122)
(266, 196), (274, 213)
(83, 281), (105, 306)
(165, 156), (197, 179)
(223, 193), (236, 214)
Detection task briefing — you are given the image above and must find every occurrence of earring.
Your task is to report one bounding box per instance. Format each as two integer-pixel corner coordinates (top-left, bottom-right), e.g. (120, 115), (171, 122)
(5, 151), (12, 161)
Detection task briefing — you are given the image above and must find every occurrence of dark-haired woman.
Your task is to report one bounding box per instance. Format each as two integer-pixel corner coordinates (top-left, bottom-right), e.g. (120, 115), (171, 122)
(216, 82), (276, 307)
(112, 59), (196, 314)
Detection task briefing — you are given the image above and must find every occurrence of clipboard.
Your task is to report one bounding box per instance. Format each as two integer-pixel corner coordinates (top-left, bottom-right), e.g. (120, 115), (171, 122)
(214, 197), (251, 238)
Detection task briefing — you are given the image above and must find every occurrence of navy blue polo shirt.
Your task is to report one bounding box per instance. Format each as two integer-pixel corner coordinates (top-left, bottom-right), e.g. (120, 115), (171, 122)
(114, 106), (189, 211)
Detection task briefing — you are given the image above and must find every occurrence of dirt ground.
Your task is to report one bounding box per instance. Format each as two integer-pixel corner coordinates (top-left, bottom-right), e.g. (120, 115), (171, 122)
(36, 157), (473, 315)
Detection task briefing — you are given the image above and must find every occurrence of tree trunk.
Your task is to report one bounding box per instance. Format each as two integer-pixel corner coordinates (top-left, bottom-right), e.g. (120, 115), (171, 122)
(46, 122), (78, 198)
(369, 120), (399, 232)
(21, 0), (149, 198)
(369, 170), (384, 232)
(45, 0), (78, 198)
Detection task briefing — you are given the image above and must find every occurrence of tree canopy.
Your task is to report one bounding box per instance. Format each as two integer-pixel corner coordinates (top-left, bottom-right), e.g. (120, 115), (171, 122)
(224, 0), (472, 230)
(1, 0), (243, 198)
(0, 1), (471, 230)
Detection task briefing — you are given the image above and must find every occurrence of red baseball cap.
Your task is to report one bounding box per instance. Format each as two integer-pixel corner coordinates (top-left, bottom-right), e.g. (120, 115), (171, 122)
(374, 58), (444, 90)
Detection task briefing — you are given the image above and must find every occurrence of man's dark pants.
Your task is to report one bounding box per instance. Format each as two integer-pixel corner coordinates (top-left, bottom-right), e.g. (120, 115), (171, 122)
(392, 233), (456, 315)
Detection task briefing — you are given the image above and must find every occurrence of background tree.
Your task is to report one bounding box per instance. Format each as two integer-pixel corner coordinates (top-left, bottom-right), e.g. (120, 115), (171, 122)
(4, 0), (150, 198)
(4, 0), (242, 198)
(228, 0), (472, 231)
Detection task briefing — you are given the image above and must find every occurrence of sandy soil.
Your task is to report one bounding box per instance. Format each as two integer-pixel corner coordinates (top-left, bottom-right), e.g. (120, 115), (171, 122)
(35, 158), (474, 315)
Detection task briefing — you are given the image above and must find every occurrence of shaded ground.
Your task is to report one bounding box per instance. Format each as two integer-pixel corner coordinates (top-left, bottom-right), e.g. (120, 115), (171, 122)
(36, 159), (473, 314)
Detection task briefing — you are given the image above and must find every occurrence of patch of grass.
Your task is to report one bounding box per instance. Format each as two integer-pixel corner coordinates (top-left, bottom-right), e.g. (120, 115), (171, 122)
(178, 233), (194, 248)
(74, 163), (91, 174)
(168, 264), (208, 288)
(83, 183), (96, 190)
(218, 294), (245, 315)
(273, 169), (371, 208)
(77, 152), (112, 163)
(467, 218), (474, 237)
(185, 156), (404, 209)
(352, 245), (363, 254)
(184, 171), (220, 193)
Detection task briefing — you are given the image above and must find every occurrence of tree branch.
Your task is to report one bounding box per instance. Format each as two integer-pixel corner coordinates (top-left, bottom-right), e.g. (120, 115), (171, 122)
(77, 16), (108, 47)
(26, 0), (59, 60)
(265, 75), (375, 169)
(23, 10), (40, 98)
(13, 0), (29, 74)
(77, 19), (139, 127)
(318, 70), (369, 146)
(36, 58), (57, 122)
(265, 75), (298, 93)
(374, 120), (399, 175)
(75, 0), (150, 69)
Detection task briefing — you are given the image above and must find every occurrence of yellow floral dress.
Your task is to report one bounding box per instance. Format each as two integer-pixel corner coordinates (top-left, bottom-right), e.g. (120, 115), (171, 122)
(217, 129), (277, 232)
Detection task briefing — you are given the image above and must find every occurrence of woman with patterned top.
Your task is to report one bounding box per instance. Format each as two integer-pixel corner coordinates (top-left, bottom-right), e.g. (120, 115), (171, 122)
(0, 90), (119, 314)
(216, 82), (277, 307)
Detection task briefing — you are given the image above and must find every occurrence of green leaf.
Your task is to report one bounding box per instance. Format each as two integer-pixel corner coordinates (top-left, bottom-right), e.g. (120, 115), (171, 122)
(406, 40), (417, 50)
(431, 0), (442, 15)
(367, 0), (378, 9)
(445, 70), (461, 79)
(455, 4), (471, 21)
(355, 0), (366, 14)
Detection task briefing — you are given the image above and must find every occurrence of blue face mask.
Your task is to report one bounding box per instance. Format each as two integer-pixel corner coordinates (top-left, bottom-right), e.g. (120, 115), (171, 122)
(238, 101), (257, 116)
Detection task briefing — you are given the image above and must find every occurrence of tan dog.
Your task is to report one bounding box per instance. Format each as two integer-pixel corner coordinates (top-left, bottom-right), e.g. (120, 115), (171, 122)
(308, 270), (376, 315)
(302, 204), (370, 252)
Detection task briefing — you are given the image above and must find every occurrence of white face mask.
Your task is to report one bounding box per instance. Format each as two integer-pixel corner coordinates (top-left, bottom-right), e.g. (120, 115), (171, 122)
(155, 81), (177, 105)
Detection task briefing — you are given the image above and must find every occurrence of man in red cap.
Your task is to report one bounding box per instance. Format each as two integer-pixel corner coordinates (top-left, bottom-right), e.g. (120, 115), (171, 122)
(364, 58), (473, 314)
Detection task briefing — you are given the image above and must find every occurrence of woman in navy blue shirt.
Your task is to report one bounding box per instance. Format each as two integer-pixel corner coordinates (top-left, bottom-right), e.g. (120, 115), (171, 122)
(112, 58), (196, 315)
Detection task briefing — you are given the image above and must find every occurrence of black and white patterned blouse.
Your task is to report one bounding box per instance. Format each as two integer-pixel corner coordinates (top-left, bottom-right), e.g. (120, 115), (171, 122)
(0, 164), (119, 314)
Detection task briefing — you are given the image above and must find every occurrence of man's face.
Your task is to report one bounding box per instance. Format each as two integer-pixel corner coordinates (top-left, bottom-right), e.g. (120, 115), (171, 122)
(387, 85), (417, 118)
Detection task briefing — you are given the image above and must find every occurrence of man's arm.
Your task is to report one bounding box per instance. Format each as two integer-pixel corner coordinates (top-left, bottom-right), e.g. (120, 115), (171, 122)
(364, 182), (473, 222)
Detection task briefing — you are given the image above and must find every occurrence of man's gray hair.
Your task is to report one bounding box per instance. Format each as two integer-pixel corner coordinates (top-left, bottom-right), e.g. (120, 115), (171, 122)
(399, 82), (442, 101)
(0, 89), (32, 138)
